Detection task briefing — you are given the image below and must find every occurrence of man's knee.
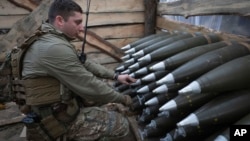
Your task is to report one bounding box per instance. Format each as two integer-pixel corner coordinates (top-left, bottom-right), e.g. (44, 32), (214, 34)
(67, 107), (131, 140)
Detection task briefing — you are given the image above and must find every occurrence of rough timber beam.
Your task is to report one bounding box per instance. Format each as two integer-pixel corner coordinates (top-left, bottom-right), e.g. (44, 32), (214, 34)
(7, 0), (40, 11)
(77, 31), (123, 61)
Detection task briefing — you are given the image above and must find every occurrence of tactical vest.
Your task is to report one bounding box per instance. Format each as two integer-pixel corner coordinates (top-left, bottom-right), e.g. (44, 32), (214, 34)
(10, 29), (79, 141)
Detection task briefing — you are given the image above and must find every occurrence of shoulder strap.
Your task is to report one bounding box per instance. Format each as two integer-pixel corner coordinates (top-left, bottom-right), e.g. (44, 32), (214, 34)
(11, 29), (48, 79)
(18, 30), (48, 50)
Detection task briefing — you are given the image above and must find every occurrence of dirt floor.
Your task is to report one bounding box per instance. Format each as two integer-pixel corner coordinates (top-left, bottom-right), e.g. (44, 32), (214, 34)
(0, 102), (26, 141)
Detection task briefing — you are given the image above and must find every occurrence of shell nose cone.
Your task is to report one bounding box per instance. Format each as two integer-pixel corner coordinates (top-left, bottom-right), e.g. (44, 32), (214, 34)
(115, 66), (125, 72)
(150, 62), (165, 71)
(146, 120), (156, 129)
(153, 84), (168, 94)
(137, 86), (149, 93)
(121, 54), (131, 60)
(125, 48), (136, 54)
(124, 58), (135, 64)
(159, 100), (177, 111)
(165, 73), (175, 83)
(131, 79), (142, 86)
(129, 73), (135, 78)
(135, 67), (148, 75)
(121, 69), (130, 74)
(121, 44), (131, 51)
(145, 97), (158, 106)
(142, 73), (156, 82)
(178, 81), (201, 95)
(132, 50), (144, 58)
(128, 63), (140, 70)
(177, 113), (199, 127)
(214, 135), (228, 141)
(138, 54), (151, 62)
(156, 73), (175, 85)
(160, 133), (173, 141)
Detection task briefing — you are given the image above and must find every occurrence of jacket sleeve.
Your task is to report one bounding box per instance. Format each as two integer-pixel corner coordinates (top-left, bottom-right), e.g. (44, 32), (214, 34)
(39, 44), (123, 105)
(84, 59), (114, 79)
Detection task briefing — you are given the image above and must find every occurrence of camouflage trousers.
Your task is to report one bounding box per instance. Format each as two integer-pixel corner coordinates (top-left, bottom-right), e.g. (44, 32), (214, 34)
(67, 106), (129, 141)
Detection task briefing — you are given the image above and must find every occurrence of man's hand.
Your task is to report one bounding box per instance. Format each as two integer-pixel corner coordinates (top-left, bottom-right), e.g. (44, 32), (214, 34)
(102, 103), (138, 116)
(122, 95), (133, 107)
(117, 74), (136, 85)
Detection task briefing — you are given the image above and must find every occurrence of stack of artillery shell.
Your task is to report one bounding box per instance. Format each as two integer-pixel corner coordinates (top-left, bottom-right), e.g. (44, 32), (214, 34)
(115, 31), (250, 141)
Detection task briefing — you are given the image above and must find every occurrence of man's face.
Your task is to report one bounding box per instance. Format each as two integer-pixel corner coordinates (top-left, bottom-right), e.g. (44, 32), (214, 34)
(61, 12), (83, 38)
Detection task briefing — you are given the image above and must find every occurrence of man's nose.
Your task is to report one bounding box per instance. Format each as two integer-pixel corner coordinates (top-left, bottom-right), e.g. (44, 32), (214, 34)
(79, 24), (84, 32)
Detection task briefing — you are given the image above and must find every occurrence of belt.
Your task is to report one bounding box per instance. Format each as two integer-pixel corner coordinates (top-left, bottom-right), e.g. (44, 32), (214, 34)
(30, 98), (79, 123)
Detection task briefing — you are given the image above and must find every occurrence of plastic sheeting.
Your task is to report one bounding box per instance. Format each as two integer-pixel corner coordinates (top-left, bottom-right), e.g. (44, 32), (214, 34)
(163, 15), (250, 37)
(159, 0), (250, 37)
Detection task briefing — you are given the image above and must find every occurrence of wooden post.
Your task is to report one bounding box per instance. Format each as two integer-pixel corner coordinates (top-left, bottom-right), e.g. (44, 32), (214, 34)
(144, 0), (157, 36)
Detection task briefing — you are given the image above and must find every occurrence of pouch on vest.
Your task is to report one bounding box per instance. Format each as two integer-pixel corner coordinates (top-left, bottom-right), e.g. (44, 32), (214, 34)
(22, 112), (52, 141)
(41, 115), (67, 139)
(52, 98), (79, 123)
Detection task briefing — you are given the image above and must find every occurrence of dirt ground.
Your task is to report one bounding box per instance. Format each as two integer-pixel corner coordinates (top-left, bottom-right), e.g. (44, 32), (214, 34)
(0, 102), (26, 141)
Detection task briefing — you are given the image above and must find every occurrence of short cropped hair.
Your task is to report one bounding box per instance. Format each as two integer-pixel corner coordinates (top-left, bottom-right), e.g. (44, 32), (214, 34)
(48, 0), (83, 24)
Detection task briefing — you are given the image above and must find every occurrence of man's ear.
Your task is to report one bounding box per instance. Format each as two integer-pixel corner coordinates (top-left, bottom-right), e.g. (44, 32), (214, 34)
(55, 15), (65, 26)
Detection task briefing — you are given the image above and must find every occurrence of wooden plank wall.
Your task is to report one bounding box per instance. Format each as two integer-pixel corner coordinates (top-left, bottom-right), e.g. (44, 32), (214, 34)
(0, 0), (145, 68)
(73, 0), (145, 67)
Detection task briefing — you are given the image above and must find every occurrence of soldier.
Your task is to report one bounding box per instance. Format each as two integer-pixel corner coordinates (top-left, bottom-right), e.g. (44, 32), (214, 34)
(11, 0), (138, 140)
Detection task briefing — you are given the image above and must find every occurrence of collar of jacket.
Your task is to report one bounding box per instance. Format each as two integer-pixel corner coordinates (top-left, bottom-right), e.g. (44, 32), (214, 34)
(41, 22), (75, 41)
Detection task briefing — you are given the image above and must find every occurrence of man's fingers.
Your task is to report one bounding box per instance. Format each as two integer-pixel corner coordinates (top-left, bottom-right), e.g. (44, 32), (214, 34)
(128, 77), (136, 83)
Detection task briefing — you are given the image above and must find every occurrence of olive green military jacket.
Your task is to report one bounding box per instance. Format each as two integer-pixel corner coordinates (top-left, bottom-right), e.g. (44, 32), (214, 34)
(22, 23), (124, 105)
